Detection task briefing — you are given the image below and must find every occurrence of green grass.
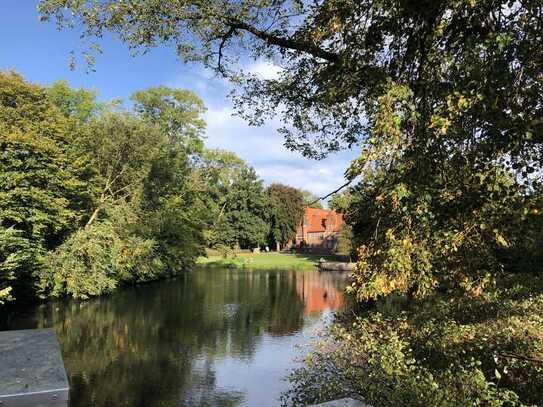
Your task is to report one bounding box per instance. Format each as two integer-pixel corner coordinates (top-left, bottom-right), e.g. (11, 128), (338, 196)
(196, 252), (344, 270)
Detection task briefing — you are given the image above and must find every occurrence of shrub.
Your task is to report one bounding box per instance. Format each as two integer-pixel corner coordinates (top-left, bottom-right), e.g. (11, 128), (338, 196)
(38, 220), (160, 299)
(284, 274), (543, 406)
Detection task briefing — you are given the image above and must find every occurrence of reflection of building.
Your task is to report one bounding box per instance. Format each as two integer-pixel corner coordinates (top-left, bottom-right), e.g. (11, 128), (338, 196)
(291, 208), (344, 253)
(296, 272), (343, 314)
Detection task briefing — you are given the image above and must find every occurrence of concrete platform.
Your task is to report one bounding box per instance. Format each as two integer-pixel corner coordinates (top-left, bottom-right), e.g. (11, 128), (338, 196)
(0, 329), (69, 407)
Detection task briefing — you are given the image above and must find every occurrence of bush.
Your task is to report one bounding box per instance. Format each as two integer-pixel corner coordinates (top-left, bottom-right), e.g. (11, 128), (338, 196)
(283, 274), (543, 406)
(38, 220), (160, 299)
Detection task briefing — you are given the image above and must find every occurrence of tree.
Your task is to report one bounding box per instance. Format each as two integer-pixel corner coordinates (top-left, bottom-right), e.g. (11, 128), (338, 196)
(47, 80), (109, 123)
(131, 86), (206, 155)
(335, 224), (354, 261)
(194, 149), (269, 249)
(265, 184), (304, 251)
(329, 190), (352, 214)
(194, 149), (249, 247)
(39, 103), (207, 299)
(224, 167), (269, 249)
(0, 72), (208, 301)
(300, 189), (322, 209)
(0, 71), (85, 302)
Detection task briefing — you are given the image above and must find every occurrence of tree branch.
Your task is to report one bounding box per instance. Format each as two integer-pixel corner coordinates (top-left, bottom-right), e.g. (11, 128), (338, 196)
(226, 18), (340, 63)
(217, 26), (237, 74)
(308, 180), (352, 206)
(496, 352), (543, 364)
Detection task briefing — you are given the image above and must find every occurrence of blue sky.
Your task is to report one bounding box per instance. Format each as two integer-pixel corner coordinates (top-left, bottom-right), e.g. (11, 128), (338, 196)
(1, 1), (358, 198)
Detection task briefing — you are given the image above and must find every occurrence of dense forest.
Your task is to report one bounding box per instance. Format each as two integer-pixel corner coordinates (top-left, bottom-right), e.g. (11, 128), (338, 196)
(0, 72), (308, 303)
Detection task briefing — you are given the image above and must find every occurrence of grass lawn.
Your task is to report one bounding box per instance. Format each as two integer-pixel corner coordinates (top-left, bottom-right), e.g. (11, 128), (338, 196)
(196, 252), (344, 270)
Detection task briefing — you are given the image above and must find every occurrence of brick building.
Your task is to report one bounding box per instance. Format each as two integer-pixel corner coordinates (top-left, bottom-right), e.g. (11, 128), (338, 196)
(291, 207), (344, 252)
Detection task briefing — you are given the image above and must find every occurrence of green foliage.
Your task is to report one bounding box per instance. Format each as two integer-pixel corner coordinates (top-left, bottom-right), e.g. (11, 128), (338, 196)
(285, 274), (543, 406)
(47, 80), (109, 123)
(221, 167), (269, 249)
(37, 97), (207, 299)
(0, 71), (85, 302)
(1, 71), (311, 302)
(195, 149), (270, 250)
(1, 72), (207, 302)
(329, 190), (352, 214)
(39, 216), (158, 300)
(346, 143), (538, 300)
(301, 190), (322, 209)
(194, 148), (248, 247)
(131, 86), (206, 154)
(266, 183), (304, 250)
(0, 227), (41, 304)
(335, 224), (354, 260)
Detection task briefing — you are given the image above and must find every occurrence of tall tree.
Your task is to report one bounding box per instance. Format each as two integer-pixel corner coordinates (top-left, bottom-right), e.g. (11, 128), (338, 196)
(265, 183), (304, 251)
(224, 167), (269, 249)
(131, 86), (206, 155)
(193, 148), (248, 247)
(0, 71), (86, 302)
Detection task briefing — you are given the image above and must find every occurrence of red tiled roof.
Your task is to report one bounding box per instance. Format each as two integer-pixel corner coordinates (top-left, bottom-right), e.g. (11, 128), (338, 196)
(303, 207), (344, 233)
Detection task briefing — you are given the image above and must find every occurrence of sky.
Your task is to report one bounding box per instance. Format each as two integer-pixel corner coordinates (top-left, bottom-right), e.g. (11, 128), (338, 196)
(1, 1), (359, 198)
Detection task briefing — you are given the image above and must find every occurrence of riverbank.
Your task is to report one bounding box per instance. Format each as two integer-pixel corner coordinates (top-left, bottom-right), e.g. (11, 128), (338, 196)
(196, 252), (345, 270)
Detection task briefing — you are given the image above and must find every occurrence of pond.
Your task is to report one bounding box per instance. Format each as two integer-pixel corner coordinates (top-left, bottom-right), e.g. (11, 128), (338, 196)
(2, 268), (346, 407)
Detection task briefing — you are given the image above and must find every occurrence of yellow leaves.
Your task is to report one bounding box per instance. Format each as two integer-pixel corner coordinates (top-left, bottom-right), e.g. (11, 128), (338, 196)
(372, 83), (413, 144)
(494, 229), (510, 248)
(430, 114), (451, 135)
(430, 92), (477, 136)
(329, 16), (343, 33)
(311, 14), (342, 42)
(352, 229), (436, 300)
(0, 286), (13, 304)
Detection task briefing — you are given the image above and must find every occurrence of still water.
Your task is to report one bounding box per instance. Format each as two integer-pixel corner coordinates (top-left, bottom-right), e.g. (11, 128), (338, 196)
(4, 269), (345, 407)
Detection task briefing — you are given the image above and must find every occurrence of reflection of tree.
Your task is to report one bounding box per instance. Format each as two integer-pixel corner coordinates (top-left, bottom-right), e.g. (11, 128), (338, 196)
(5, 269), (343, 407)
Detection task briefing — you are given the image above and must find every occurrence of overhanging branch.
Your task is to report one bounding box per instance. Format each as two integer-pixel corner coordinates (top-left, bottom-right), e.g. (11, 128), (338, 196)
(226, 18), (340, 63)
(308, 180), (352, 206)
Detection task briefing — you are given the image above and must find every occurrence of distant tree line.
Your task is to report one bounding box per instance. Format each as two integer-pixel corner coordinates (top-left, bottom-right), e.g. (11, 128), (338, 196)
(0, 72), (309, 303)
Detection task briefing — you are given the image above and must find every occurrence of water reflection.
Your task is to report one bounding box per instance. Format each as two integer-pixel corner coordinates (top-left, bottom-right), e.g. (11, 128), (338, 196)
(296, 272), (343, 314)
(3, 269), (345, 407)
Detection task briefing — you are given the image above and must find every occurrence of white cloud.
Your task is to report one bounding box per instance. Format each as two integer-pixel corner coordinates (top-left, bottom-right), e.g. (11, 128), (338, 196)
(168, 69), (358, 198)
(204, 105), (357, 197)
(247, 61), (284, 80)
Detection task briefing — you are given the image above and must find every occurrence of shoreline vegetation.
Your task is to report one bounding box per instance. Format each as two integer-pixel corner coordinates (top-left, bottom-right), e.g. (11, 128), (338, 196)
(196, 251), (347, 270)
(1, 72), (333, 304)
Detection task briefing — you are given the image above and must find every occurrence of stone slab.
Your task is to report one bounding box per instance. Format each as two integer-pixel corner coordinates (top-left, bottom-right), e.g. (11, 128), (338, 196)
(0, 329), (69, 407)
(310, 397), (371, 407)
